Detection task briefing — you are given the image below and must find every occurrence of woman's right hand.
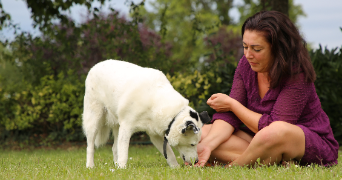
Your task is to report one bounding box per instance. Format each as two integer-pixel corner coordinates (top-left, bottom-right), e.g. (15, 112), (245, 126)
(194, 120), (235, 167)
(195, 142), (212, 167)
(207, 93), (237, 112)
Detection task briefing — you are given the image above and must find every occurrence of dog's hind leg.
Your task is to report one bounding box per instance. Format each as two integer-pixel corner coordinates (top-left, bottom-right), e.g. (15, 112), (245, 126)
(82, 97), (104, 168)
(112, 125), (119, 164)
(116, 123), (133, 168)
(149, 134), (179, 167)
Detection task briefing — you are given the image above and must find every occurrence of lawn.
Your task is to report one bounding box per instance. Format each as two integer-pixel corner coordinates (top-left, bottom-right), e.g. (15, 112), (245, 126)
(1, 145), (341, 180)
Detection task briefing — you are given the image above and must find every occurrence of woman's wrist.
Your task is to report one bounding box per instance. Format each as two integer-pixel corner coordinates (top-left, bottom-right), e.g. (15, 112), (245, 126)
(200, 120), (235, 151)
(200, 136), (218, 152)
(229, 98), (239, 113)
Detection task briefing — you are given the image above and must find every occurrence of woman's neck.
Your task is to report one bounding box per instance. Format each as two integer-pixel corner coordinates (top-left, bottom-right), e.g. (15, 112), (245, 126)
(258, 72), (270, 84)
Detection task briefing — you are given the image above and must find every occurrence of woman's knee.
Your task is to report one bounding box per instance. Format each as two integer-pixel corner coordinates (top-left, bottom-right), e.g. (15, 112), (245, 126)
(253, 121), (291, 148)
(249, 121), (305, 162)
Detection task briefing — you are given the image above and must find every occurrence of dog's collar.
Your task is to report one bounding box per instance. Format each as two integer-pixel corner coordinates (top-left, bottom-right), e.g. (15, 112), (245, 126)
(163, 109), (184, 159)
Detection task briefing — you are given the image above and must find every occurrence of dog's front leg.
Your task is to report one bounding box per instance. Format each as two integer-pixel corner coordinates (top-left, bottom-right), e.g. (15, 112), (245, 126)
(112, 125), (119, 164)
(86, 134), (96, 168)
(149, 135), (179, 167)
(116, 124), (133, 168)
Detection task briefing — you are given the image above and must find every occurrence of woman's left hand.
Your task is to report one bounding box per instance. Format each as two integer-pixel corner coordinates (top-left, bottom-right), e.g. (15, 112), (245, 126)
(207, 93), (236, 112)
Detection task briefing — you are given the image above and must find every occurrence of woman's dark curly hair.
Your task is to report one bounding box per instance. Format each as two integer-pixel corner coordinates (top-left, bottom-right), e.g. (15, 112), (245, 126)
(242, 11), (316, 89)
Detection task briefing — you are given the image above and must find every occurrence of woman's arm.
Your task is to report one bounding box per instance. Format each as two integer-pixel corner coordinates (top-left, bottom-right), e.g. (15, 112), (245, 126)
(208, 93), (261, 133)
(196, 120), (235, 166)
(200, 120), (235, 150)
(229, 98), (261, 133)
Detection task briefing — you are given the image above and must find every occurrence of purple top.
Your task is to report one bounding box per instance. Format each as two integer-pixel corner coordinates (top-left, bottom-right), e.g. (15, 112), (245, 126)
(212, 56), (339, 166)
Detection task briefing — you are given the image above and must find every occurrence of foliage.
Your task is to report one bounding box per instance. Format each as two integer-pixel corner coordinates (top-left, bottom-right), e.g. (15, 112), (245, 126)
(258, 0), (289, 16)
(167, 70), (213, 109)
(310, 45), (342, 144)
(168, 59), (236, 116)
(237, 0), (306, 27)
(0, 43), (27, 92)
(0, 0), (107, 32)
(7, 9), (177, 86)
(204, 26), (243, 63)
(0, 3), (11, 30)
(138, 0), (306, 71)
(0, 69), (85, 145)
(139, 0), (222, 69)
(0, 146), (341, 179)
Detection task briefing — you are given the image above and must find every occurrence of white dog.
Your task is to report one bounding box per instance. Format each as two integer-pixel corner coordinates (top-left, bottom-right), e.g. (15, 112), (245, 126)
(82, 60), (210, 168)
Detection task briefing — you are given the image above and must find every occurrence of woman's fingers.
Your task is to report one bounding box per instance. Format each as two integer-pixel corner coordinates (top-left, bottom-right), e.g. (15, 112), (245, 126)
(208, 93), (234, 112)
(195, 144), (211, 167)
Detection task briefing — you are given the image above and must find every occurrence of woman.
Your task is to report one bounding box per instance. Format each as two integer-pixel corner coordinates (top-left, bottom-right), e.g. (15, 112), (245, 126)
(196, 11), (339, 167)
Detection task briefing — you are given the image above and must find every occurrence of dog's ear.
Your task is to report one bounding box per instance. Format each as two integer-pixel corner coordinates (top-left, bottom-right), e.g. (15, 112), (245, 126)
(199, 111), (211, 125)
(181, 121), (199, 134)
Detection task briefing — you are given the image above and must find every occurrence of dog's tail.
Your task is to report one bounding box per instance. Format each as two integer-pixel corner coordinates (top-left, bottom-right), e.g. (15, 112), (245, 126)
(95, 125), (111, 147)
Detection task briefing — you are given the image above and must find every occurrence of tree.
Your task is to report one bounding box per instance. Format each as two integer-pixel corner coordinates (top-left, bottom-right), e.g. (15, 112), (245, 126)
(260, 0), (288, 16)
(0, 3), (11, 30)
(138, 0), (306, 69)
(0, 0), (107, 31)
(216, 0), (234, 25)
(6, 9), (177, 85)
(139, 0), (239, 69)
(237, 0), (306, 27)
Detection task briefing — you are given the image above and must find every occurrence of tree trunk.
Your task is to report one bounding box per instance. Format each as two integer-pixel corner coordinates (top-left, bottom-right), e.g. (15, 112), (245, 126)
(260, 0), (289, 16)
(216, 0), (234, 25)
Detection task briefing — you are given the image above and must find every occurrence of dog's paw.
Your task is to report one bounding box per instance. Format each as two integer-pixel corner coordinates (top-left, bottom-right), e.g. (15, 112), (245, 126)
(114, 162), (127, 169)
(170, 164), (180, 168)
(86, 164), (95, 168)
(168, 162), (180, 168)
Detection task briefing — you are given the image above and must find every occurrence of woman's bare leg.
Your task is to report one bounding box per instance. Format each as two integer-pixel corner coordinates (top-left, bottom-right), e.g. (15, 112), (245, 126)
(200, 124), (253, 164)
(229, 121), (305, 167)
(209, 134), (250, 163)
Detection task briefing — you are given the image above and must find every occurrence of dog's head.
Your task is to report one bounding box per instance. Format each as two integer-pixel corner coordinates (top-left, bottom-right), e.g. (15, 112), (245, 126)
(165, 106), (211, 164)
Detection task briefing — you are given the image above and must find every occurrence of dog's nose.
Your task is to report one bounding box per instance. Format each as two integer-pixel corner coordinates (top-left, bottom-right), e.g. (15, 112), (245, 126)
(195, 159), (198, 164)
(182, 155), (185, 161)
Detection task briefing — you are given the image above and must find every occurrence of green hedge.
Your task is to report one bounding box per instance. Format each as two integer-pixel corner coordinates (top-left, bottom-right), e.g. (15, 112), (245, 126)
(0, 70), (85, 146)
(310, 46), (342, 144)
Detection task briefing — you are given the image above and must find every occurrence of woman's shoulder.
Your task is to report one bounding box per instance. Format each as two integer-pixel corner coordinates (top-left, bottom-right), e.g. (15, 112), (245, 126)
(282, 72), (313, 89)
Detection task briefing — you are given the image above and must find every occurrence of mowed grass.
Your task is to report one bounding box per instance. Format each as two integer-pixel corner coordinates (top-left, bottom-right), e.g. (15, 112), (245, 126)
(0, 145), (341, 180)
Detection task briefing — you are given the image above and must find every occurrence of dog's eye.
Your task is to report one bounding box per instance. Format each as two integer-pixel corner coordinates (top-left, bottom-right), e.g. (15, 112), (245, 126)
(191, 144), (195, 146)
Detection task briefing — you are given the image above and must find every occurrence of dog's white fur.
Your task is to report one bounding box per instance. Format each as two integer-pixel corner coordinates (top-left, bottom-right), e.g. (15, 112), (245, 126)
(83, 60), (208, 168)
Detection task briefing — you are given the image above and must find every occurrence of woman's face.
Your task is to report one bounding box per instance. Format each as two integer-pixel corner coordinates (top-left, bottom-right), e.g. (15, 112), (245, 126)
(243, 30), (273, 73)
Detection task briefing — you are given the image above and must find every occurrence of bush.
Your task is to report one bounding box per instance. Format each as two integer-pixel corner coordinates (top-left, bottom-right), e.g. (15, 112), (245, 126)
(0, 70), (85, 146)
(310, 45), (342, 144)
(168, 59), (236, 116)
(10, 11), (176, 85)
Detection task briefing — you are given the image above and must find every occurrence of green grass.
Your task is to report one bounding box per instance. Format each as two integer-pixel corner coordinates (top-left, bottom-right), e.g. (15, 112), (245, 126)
(0, 145), (341, 180)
